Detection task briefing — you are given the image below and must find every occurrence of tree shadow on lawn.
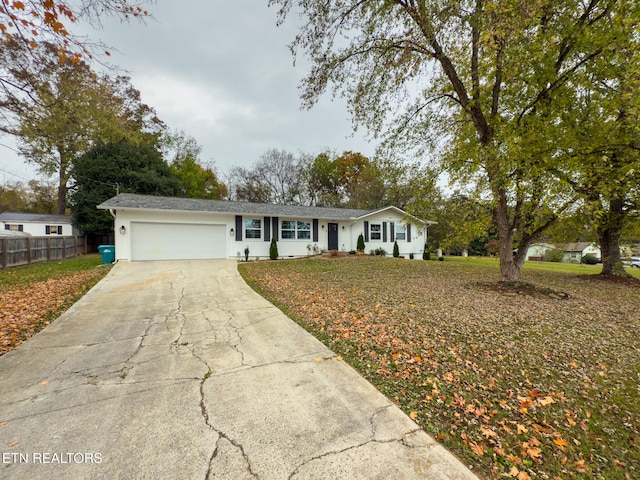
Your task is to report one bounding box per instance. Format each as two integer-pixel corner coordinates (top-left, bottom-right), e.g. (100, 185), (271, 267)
(472, 281), (571, 300)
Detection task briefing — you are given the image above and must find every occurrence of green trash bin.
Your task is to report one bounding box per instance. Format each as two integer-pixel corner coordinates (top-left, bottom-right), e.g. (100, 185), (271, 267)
(97, 245), (115, 264)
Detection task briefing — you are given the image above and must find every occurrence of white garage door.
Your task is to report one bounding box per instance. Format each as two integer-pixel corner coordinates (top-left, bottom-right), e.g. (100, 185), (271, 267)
(131, 222), (227, 261)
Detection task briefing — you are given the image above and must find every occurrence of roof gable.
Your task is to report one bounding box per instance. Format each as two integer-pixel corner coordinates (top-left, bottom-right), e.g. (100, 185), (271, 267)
(355, 206), (434, 225)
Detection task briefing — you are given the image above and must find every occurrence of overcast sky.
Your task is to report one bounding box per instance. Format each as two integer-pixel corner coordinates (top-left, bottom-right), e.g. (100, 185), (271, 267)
(0, 1), (375, 185)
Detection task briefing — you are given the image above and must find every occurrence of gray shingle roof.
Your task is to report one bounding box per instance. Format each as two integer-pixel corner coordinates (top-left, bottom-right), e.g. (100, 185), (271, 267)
(97, 193), (383, 220)
(563, 242), (596, 252)
(0, 212), (72, 223)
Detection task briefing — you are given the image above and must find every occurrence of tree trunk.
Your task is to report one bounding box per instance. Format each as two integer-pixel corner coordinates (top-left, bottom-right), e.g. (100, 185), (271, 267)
(56, 169), (67, 215)
(597, 196), (629, 277)
(494, 190), (521, 282)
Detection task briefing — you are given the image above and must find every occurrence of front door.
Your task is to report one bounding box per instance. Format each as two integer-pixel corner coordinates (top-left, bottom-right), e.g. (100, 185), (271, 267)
(327, 223), (338, 250)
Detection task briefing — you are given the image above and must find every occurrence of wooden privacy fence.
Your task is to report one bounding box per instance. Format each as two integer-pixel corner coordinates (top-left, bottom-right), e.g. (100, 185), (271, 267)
(0, 236), (87, 268)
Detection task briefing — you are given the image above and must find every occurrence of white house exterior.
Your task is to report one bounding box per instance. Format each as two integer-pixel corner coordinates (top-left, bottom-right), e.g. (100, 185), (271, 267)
(97, 193), (434, 262)
(0, 212), (75, 236)
(562, 242), (601, 263)
(525, 243), (556, 261)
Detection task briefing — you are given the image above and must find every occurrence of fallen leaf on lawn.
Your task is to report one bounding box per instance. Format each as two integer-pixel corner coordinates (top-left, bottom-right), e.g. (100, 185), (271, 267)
(409, 411), (418, 420)
(518, 472), (532, 480)
(470, 441), (485, 456)
(507, 454), (523, 465)
(517, 424), (529, 435)
(481, 426), (498, 438)
(536, 395), (555, 407)
(574, 459), (588, 472)
(509, 466), (520, 477)
(336, 356), (343, 361)
(553, 438), (568, 449)
(518, 396), (533, 407)
(527, 447), (542, 460)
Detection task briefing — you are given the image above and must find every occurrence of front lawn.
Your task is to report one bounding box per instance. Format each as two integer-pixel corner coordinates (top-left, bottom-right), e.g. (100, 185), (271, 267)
(0, 255), (112, 355)
(239, 256), (639, 480)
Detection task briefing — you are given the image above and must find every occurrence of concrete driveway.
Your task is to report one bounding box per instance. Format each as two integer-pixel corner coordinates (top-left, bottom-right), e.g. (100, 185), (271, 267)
(0, 260), (478, 479)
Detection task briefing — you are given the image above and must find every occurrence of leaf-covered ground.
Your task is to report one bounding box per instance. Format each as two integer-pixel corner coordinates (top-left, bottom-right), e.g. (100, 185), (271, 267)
(239, 256), (640, 480)
(0, 256), (111, 356)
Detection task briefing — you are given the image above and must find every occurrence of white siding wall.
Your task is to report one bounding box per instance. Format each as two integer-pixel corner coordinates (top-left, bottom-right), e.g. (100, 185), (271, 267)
(1, 221), (73, 236)
(113, 208), (428, 261)
(349, 212), (427, 258)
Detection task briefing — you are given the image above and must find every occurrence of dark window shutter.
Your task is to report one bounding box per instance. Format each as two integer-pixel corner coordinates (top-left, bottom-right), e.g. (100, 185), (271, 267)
(312, 219), (319, 242)
(390, 222), (395, 242)
(235, 215), (242, 241)
(58, 226), (62, 235)
(382, 222), (387, 242)
(407, 223), (412, 242)
(272, 217), (279, 241)
(46, 225), (50, 235)
(264, 216), (271, 242)
(18, 225), (23, 232)
(364, 221), (369, 242)
(4, 225), (8, 230)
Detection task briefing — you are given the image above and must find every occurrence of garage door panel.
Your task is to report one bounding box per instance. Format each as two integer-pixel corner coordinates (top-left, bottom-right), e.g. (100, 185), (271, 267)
(131, 222), (226, 261)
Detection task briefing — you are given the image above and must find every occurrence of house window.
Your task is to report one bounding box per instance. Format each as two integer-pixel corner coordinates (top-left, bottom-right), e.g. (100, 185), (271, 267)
(244, 219), (261, 239)
(281, 220), (311, 240)
(5, 224), (23, 232)
(46, 225), (63, 235)
(296, 221), (311, 240)
(370, 223), (382, 240)
(395, 224), (406, 241)
(281, 220), (296, 239)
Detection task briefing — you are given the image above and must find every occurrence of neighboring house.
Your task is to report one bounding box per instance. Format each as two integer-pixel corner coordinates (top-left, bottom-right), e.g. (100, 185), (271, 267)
(0, 212), (76, 236)
(561, 242), (601, 263)
(525, 243), (556, 261)
(97, 193), (435, 262)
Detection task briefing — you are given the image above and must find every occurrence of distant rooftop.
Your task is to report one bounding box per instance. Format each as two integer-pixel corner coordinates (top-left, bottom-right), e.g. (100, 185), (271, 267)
(0, 212), (72, 223)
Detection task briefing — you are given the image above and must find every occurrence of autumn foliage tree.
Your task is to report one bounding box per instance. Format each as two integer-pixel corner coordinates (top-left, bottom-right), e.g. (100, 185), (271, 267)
(0, 0), (151, 68)
(0, 41), (164, 214)
(271, 0), (638, 282)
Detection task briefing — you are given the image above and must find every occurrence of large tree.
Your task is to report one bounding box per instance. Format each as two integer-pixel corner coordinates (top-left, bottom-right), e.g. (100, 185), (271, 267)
(271, 0), (634, 281)
(70, 140), (180, 235)
(0, 41), (163, 214)
(549, 15), (640, 276)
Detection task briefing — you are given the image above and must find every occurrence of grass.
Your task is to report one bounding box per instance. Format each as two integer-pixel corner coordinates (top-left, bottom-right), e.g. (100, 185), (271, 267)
(0, 254), (110, 286)
(0, 254), (112, 355)
(448, 255), (640, 278)
(239, 255), (640, 480)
